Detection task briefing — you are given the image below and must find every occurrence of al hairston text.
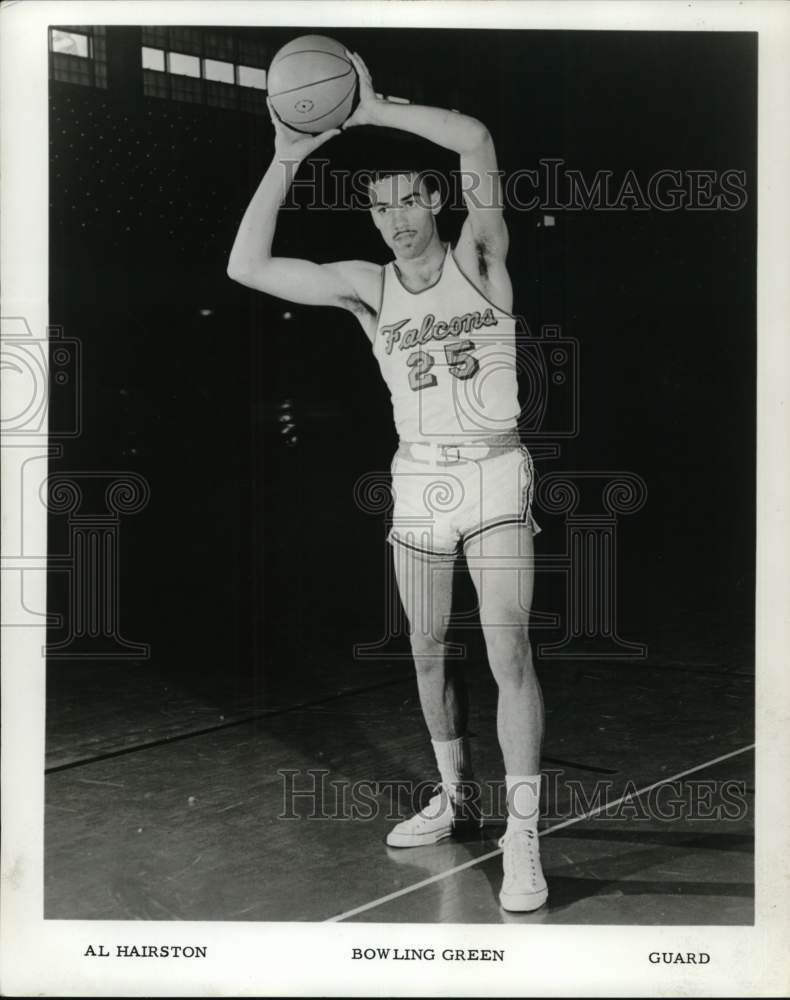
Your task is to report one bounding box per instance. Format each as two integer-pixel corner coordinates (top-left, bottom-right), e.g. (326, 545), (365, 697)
(84, 944), (207, 958)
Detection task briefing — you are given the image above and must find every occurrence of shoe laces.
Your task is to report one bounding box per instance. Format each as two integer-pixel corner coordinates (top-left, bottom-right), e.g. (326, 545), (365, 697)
(499, 828), (541, 884)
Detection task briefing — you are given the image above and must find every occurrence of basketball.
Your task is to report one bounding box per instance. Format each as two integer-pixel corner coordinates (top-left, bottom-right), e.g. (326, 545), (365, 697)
(267, 35), (357, 134)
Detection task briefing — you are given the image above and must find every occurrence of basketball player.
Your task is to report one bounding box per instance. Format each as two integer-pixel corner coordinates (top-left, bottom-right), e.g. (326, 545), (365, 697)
(228, 51), (547, 912)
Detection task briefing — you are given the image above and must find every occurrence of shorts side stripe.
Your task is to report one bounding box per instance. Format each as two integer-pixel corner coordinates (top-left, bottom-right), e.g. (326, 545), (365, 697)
(388, 533), (457, 560)
(460, 447), (537, 548)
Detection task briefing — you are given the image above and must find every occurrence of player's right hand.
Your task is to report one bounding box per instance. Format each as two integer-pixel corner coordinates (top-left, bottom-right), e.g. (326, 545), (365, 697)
(267, 98), (341, 160)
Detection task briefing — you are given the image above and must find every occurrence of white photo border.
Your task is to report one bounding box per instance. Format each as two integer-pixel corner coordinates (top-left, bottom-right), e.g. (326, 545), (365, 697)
(1, 1), (788, 996)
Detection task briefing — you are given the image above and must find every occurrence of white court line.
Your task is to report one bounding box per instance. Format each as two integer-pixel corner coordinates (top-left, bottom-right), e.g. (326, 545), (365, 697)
(325, 742), (755, 923)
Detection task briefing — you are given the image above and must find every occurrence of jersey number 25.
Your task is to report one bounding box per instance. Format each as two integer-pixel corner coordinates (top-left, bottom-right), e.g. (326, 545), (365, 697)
(407, 340), (479, 392)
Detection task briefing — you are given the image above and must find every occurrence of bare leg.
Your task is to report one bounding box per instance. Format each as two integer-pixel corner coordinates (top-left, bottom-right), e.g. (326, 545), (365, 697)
(392, 544), (465, 741)
(385, 545), (474, 847)
(464, 525), (543, 774)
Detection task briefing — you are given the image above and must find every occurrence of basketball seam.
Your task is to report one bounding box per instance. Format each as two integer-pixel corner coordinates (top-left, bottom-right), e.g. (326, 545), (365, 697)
(268, 66), (354, 99)
(276, 78), (356, 128)
(271, 49), (351, 64)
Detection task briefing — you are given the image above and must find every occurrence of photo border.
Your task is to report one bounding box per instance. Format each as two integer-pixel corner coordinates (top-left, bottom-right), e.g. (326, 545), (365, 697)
(2, 1), (788, 995)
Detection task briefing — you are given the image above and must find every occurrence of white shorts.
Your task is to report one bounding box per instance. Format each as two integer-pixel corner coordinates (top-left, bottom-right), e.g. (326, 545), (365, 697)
(388, 442), (540, 559)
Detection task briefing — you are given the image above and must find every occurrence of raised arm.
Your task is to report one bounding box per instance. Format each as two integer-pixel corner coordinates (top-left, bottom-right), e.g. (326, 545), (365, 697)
(343, 51), (508, 258)
(227, 103), (376, 312)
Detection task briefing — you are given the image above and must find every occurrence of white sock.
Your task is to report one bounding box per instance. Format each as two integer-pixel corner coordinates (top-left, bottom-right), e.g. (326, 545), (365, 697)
(432, 737), (472, 799)
(505, 773), (541, 830)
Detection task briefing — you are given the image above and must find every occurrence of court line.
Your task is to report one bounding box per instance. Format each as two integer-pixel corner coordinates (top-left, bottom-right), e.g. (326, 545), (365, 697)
(542, 755), (619, 775)
(45, 673), (414, 774)
(45, 662), (752, 773)
(324, 742), (755, 922)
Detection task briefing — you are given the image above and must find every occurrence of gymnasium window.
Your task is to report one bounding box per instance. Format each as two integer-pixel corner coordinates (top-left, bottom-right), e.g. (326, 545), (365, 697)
(49, 26), (108, 89)
(204, 59), (235, 85)
(139, 28), (270, 113)
(142, 47), (166, 72)
(168, 52), (201, 78)
(51, 29), (90, 58)
(237, 66), (267, 90)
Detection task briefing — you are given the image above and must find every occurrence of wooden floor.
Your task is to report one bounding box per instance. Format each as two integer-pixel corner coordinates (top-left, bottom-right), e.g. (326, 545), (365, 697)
(45, 619), (754, 924)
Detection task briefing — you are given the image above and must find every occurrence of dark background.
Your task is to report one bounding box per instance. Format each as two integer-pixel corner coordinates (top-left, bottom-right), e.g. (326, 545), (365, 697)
(48, 27), (756, 710)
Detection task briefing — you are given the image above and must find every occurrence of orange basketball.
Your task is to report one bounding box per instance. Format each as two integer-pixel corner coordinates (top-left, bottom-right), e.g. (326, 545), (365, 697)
(267, 35), (357, 134)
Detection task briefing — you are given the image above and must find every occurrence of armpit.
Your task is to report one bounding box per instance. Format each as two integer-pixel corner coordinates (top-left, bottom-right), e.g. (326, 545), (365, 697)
(340, 294), (377, 319)
(474, 238), (490, 280)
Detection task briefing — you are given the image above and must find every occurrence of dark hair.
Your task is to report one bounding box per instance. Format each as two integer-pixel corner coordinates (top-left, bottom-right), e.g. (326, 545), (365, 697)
(365, 168), (442, 207)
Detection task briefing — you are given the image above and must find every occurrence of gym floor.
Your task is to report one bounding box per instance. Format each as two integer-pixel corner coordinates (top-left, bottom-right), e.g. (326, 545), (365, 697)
(45, 605), (754, 924)
(40, 22), (757, 931)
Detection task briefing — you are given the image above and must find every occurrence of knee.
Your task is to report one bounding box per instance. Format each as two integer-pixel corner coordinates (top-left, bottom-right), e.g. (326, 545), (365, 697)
(483, 625), (534, 687)
(409, 632), (447, 671)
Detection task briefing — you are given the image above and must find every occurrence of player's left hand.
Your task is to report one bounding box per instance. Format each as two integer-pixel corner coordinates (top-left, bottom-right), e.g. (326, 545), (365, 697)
(342, 50), (384, 128)
(267, 98), (341, 160)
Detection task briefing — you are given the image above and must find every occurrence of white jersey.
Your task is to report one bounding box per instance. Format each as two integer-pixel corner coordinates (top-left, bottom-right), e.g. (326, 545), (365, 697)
(373, 244), (520, 442)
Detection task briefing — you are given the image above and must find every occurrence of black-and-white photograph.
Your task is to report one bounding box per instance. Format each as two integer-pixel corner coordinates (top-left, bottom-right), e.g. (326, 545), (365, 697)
(2, 1), (789, 996)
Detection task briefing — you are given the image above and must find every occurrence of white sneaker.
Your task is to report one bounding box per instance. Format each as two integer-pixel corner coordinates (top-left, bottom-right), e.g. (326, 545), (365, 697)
(386, 786), (457, 848)
(498, 828), (549, 912)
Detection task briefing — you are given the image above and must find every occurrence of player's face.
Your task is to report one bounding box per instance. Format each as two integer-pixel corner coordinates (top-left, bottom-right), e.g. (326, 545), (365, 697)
(369, 173), (439, 259)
